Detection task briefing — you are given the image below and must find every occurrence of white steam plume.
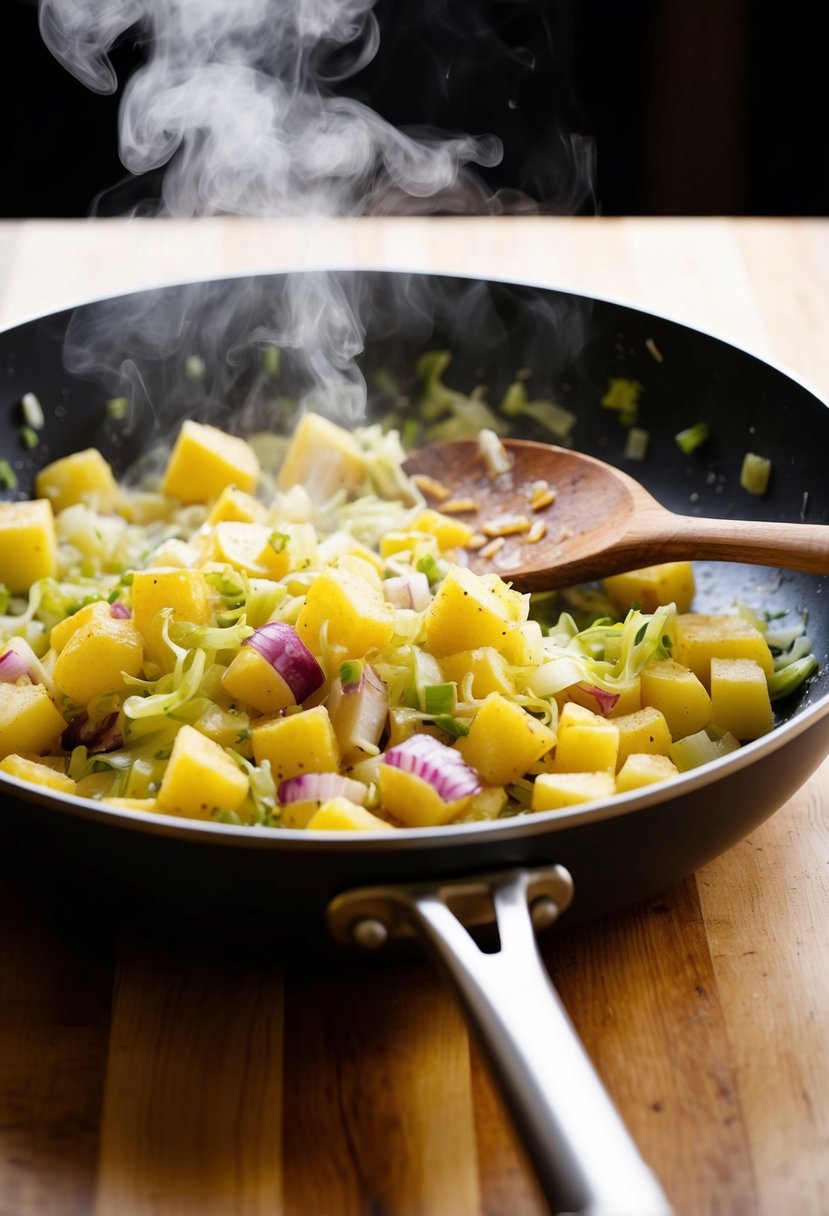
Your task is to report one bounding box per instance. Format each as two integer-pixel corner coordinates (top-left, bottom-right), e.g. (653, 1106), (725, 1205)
(38, 0), (504, 218)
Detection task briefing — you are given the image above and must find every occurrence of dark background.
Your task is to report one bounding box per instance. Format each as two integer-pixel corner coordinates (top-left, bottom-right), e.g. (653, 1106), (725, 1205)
(2, 0), (827, 218)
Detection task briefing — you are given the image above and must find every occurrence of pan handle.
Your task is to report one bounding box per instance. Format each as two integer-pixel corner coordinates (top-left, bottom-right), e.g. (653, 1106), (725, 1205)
(328, 866), (672, 1216)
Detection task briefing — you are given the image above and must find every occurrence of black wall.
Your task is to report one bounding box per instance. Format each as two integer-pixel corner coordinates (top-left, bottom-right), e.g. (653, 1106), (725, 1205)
(2, 0), (827, 218)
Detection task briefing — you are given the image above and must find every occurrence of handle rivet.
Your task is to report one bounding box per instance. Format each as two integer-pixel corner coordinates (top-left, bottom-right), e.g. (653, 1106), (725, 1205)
(351, 916), (389, 951)
(530, 896), (559, 931)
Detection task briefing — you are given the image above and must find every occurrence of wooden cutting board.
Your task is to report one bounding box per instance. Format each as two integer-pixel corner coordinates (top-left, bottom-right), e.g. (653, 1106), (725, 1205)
(0, 217), (827, 1216)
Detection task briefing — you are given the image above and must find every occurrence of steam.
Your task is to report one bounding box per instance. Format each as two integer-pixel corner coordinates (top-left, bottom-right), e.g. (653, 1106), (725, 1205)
(38, 0), (503, 218)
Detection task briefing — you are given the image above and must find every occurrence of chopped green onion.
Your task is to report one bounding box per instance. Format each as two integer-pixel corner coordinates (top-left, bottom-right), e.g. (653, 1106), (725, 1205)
(339, 659), (364, 688)
(423, 682), (458, 716)
(107, 396), (128, 420)
(675, 422), (710, 454)
(432, 714), (470, 738)
(624, 427), (649, 460)
(20, 425), (39, 449)
(261, 346), (280, 377)
(417, 553), (441, 586)
(269, 531), (289, 554)
(21, 392), (45, 430)
(768, 654), (818, 701)
(740, 452), (772, 496)
(0, 460), (17, 490)
(601, 379), (643, 423)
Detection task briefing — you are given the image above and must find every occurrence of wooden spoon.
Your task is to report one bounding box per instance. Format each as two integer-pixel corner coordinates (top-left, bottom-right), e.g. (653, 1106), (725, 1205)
(403, 439), (829, 592)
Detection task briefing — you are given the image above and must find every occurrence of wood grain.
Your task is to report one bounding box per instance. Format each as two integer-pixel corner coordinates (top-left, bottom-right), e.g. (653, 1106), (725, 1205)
(0, 218), (828, 1216)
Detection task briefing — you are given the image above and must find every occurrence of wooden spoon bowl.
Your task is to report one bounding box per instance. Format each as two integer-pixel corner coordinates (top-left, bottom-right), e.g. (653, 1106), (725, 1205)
(404, 439), (829, 592)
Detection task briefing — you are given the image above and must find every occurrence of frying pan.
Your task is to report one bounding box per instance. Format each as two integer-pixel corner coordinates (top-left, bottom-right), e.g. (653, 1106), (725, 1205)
(2, 270), (828, 1215)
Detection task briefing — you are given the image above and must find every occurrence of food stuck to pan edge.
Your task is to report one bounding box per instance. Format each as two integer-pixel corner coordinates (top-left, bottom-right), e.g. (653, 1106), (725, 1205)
(0, 405), (819, 831)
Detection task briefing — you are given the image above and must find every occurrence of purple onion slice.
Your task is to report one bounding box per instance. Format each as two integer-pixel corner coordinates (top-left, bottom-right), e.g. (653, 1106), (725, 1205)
(278, 772), (368, 806)
(245, 622), (324, 705)
(383, 733), (482, 802)
(574, 683), (620, 717)
(382, 572), (431, 612)
(109, 601), (131, 619)
(61, 711), (124, 754)
(0, 646), (31, 683)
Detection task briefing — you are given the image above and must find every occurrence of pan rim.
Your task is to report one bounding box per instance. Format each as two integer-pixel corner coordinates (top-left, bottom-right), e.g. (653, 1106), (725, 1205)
(1, 265), (828, 849)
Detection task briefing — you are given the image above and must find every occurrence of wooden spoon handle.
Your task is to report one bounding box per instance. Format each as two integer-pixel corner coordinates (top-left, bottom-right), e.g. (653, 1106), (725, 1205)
(647, 512), (829, 575)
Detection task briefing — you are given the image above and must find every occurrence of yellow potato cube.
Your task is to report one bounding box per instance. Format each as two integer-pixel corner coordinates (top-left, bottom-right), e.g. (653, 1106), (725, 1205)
(457, 693), (556, 786)
(194, 704), (252, 752)
(306, 797), (395, 832)
(710, 658), (774, 741)
(0, 499), (57, 592)
(156, 724), (248, 819)
(131, 567), (210, 666)
(295, 567), (395, 661)
(277, 412), (366, 501)
(613, 706), (673, 768)
(206, 485), (267, 525)
(531, 771), (615, 812)
(602, 562), (696, 614)
(409, 508), (475, 552)
(102, 797), (160, 813)
(379, 531), (439, 561)
(670, 614), (773, 686)
(222, 646), (299, 715)
(0, 682), (66, 758)
(440, 648), (515, 699)
(208, 521), (290, 580)
(53, 615), (143, 703)
(35, 448), (119, 514)
(50, 600), (111, 652)
(551, 703), (619, 774)
(251, 706), (340, 783)
(377, 763), (472, 827)
(423, 566), (519, 659)
(615, 753), (679, 793)
(640, 658), (713, 739)
(0, 753), (76, 795)
(161, 421), (260, 504)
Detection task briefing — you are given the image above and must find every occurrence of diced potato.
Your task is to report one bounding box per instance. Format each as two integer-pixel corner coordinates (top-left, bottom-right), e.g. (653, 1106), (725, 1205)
(277, 412), (366, 502)
(156, 724), (248, 818)
(16, 752), (66, 773)
(456, 693), (556, 786)
(670, 614), (773, 686)
(710, 657), (774, 740)
(50, 600), (111, 652)
(206, 485), (267, 525)
(306, 797), (394, 832)
(531, 771), (615, 811)
(379, 531), (439, 562)
(602, 562), (696, 614)
(102, 796), (160, 813)
(0, 682), (66, 758)
(0, 753), (76, 794)
(194, 703), (252, 752)
(251, 706), (340, 783)
(551, 703), (619, 774)
(148, 538), (200, 568)
(0, 499), (57, 592)
(440, 647), (515, 699)
(131, 567), (210, 666)
(161, 421), (260, 504)
(640, 659), (712, 739)
(423, 566), (521, 659)
(377, 763), (472, 827)
(615, 753), (679, 792)
(295, 567), (395, 661)
(613, 706), (673, 768)
(222, 646), (298, 715)
(208, 521), (290, 580)
(409, 508), (475, 552)
(34, 448), (119, 514)
(53, 616), (143, 703)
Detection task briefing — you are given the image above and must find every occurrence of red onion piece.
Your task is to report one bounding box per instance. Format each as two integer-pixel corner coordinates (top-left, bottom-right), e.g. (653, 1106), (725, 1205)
(383, 734), (481, 802)
(0, 646), (31, 682)
(109, 601), (131, 619)
(61, 711), (124, 754)
(278, 772), (368, 806)
(245, 622), (324, 705)
(573, 683), (620, 717)
(382, 572), (431, 612)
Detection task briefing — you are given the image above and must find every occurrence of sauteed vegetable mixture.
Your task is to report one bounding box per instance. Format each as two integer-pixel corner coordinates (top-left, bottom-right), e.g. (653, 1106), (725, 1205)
(0, 413), (817, 829)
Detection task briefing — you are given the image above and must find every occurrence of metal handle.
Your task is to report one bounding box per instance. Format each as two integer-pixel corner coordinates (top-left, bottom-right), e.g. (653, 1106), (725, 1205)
(328, 866), (672, 1216)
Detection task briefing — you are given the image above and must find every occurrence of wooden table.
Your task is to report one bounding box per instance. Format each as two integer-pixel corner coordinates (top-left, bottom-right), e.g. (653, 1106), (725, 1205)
(0, 217), (827, 1216)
